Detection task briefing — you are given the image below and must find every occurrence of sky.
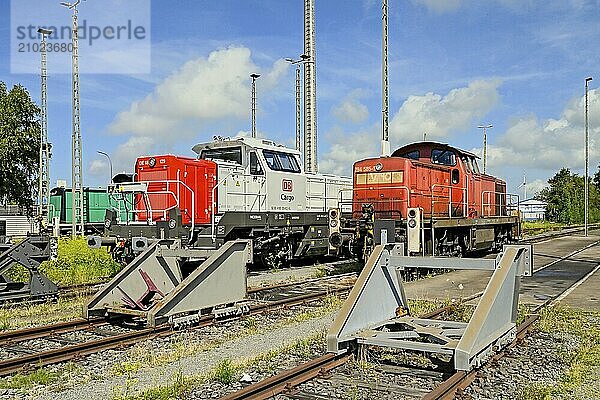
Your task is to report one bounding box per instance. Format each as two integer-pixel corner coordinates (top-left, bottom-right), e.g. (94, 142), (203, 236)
(1, 0), (599, 200)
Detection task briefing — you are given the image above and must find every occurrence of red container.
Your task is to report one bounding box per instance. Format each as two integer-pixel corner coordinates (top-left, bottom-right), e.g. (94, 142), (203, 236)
(135, 155), (217, 225)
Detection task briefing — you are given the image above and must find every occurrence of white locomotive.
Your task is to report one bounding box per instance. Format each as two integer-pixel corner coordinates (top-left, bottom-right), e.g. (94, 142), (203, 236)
(98, 136), (352, 266)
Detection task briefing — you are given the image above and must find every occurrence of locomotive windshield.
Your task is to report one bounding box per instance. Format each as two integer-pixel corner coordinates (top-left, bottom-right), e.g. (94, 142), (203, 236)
(200, 147), (242, 165)
(431, 149), (456, 166)
(262, 150), (301, 173)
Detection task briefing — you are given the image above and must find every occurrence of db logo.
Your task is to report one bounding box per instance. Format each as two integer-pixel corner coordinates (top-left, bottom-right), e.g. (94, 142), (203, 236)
(282, 179), (293, 192)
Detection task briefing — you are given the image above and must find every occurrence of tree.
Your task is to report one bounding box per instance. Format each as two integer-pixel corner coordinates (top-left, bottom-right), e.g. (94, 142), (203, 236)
(0, 82), (40, 215)
(539, 168), (600, 224)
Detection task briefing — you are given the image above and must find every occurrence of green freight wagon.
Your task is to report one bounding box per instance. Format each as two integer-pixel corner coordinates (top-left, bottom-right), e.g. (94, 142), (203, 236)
(49, 187), (133, 235)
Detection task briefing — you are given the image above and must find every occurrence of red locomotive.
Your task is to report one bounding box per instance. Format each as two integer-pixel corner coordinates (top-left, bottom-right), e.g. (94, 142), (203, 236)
(329, 141), (520, 260)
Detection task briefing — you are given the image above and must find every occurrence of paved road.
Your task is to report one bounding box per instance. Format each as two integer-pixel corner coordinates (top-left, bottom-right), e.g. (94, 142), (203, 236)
(403, 232), (600, 310)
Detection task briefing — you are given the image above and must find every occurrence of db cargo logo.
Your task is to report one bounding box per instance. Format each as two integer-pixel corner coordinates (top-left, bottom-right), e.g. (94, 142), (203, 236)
(282, 179), (293, 192)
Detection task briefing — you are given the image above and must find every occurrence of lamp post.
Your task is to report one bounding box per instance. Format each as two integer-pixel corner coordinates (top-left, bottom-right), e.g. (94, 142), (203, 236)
(477, 124), (493, 174)
(285, 54), (309, 152)
(97, 151), (113, 184)
(585, 76), (593, 237)
(250, 73), (260, 138)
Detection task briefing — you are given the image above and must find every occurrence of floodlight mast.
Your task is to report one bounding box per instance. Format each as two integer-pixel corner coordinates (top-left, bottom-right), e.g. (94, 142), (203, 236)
(286, 54), (309, 152)
(37, 28), (52, 229)
(250, 73), (260, 138)
(61, 0), (84, 236)
(381, 0), (390, 157)
(304, 0), (317, 173)
(477, 124), (493, 174)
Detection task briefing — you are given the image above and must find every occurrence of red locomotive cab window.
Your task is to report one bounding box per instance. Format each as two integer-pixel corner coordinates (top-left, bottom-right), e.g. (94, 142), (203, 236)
(451, 169), (460, 184)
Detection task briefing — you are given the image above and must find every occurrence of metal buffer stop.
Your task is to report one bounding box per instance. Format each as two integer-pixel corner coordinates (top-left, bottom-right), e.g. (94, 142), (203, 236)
(85, 239), (252, 327)
(327, 243), (532, 371)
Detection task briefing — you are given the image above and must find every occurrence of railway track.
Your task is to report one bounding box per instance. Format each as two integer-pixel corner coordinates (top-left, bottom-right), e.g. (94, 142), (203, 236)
(0, 274), (356, 377)
(218, 238), (599, 400)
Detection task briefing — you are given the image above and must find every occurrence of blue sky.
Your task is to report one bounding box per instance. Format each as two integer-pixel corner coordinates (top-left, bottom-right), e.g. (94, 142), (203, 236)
(1, 0), (599, 199)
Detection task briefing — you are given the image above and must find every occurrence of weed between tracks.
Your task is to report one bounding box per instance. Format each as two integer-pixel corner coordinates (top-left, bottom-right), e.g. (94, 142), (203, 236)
(518, 306), (600, 400)
(0, 294), (89, 332)
(112, 331), (326, 400)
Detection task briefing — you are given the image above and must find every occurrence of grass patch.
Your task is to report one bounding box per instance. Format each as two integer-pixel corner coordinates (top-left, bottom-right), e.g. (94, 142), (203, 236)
(0, 294), (88, 332)
(212, 359), (237, 384)
(522, 220), (565, 236)
(0, 363), (80, 390)
(5, 236), (121, 286)
(518, 306), (600, 399)
(113, 332), (326, 400)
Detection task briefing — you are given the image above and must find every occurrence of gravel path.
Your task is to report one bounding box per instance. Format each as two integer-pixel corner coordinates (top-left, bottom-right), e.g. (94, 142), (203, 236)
(31, 311), (337, 400)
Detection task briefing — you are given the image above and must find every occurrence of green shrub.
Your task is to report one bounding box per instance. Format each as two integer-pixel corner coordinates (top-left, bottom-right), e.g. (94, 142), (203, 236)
(5, 236), (121, 286)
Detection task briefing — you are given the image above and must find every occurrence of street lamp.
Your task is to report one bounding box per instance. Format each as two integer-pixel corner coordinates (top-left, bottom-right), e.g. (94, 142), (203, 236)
(97, 150), (113, 184)
(585, 76), (593, 237)
(285, 54), (309, 152)
(477, 124), (493, 174)
(250, 73), (260, 138)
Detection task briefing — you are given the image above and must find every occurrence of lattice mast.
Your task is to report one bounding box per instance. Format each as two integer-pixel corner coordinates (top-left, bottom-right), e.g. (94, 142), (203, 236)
(37, 29), (52, 226)
(295, 65), (302, 152)
(304, 0), (318, 173)
(62, 0), (84, 236)
(381, 0), (390, 157)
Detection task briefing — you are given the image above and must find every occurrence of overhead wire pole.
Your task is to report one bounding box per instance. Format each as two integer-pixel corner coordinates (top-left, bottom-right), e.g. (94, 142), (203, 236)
(61, 0), (84, 236)
(585, 76), (593, 237)
(250, 73), (260, 138)
(381, 0), (390, 157)
(477, 124), (493, 174)
(37, 28), (52, 229)
(304, 0), (317, 173)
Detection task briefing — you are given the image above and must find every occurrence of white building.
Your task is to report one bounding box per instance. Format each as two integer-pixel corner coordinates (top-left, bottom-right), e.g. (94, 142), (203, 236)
(517, 198), (547, 221)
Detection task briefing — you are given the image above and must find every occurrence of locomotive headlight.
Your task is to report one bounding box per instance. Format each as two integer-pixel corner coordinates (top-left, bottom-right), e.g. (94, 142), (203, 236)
(168, 219), (177, 229)
(408, 209), (417, 218)
(329, 209), (338, 219)
(408, 219), (417, 228)
(104, 218), (112, 229)
(330, 219), (338, 228)
(149, 157), (156, 168)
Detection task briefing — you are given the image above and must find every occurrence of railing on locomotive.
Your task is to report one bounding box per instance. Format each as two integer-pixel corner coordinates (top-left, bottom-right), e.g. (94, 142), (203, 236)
(110, 177), (196, 233)
(480, 191), (520, 218)
(430, 184), (467, 219)
(338, 186), (411, 218)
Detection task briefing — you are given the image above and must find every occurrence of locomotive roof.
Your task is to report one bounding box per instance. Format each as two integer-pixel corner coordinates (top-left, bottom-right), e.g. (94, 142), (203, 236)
(391, 141), (480, 159)
(192, 136), (301, 156)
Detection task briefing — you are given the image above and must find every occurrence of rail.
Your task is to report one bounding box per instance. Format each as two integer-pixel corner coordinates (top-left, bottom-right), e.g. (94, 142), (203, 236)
(481, 191), (519, 217)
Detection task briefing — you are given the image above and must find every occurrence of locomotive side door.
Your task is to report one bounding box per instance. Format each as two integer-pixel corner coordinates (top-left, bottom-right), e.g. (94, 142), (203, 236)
(464, 156), (483, 217)
(247, 151), (267, 211)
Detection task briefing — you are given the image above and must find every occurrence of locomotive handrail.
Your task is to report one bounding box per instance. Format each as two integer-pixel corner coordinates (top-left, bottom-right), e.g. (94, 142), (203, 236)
(481, 191), (519, 218)
(430, 184), (467, 219)
(211, 171), (233, 243)
(339, 186), (411, 213)
(111, 178), (196, 233)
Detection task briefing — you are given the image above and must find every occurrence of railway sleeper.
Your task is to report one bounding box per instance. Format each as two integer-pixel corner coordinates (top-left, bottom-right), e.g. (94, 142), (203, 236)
(327, 242), (533, 371)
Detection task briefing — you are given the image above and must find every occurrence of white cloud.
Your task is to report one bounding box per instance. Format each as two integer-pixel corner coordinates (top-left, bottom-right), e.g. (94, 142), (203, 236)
(109, 46), (289, 139)
(390, 79), (502, 142)
(106, 46), (289, 173)
(486, 89), (600, 172)
(319, 125), (380, 176)
(320, 80), (502, 176)
(331, 91), (370, 124)
(88, 159), (109, 177)
(411, 0), (461, 13)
